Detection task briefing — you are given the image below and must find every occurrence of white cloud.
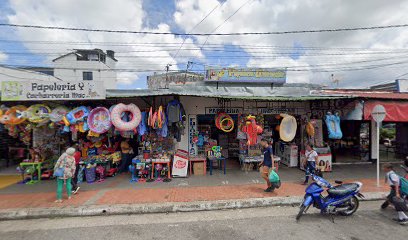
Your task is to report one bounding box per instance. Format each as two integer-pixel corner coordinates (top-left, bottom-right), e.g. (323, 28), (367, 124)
(6, 0), (204, 88)
(0, 52), (8, 62)
(174, 0), (408, 88)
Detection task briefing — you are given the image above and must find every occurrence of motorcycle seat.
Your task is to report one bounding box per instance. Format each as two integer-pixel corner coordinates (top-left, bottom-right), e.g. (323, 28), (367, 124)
(328, 183), (359, 196)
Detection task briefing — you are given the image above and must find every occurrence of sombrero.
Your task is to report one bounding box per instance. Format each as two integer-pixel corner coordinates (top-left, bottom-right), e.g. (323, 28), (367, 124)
(279, 114), (297, 142)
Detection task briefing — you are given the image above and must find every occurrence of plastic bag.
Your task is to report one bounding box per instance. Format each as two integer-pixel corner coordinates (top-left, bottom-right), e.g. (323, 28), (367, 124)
(269, 170), (280, 183)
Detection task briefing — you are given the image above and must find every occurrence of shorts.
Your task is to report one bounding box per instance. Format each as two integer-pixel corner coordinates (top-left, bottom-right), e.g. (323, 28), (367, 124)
(260, 166), (272, 179)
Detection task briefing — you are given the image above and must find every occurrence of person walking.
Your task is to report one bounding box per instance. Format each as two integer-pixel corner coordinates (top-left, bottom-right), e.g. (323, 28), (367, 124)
(71, 144), (82, 194)
(381, 164), (408, 225)
(259, 138), (274, 192)
(302, 144), (318, 185)
(54, 147), (76, 203)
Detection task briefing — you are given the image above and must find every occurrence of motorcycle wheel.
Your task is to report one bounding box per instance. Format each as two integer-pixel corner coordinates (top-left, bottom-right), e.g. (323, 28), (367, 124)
(339, 196), (359, 216)
(296, 204), (307, 221)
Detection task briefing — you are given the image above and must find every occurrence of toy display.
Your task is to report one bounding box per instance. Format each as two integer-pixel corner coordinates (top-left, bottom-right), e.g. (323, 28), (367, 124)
(88, 107), (112, 134)
(111, 103), (141, 131)
(0, 105), (27, 125)
(241, 115), (263, 146)
(325, 112), (343, 139)
(279, 114), (297, 142)
(25, 104), (51, 124)
(215, 113), (234, 132)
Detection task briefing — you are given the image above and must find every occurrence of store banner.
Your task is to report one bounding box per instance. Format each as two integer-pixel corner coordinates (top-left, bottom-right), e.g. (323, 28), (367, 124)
(205, 107), (242, 114)
(1, 80), (106, 101)
(258, 108), (296, 115)
(364, 101), (408, 122)
(205, 68), (286, 83)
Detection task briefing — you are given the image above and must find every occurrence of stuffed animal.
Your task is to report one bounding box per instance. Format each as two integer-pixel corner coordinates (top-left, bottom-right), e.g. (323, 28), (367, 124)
(241, 115), (263, 146)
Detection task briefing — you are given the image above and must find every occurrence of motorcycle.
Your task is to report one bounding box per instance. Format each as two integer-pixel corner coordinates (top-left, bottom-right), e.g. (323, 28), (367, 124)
(296, 174), (365, 221)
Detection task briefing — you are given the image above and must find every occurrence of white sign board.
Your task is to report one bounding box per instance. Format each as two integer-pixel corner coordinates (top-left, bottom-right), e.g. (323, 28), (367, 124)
(205, 107), (242, 114)
(372, 105), (386, 123)
(172, 154), (188, 177)
(1, 81), (106, 101)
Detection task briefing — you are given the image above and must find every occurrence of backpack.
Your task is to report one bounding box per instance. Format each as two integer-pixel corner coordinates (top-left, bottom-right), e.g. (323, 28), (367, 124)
(389, 173), (408, 197)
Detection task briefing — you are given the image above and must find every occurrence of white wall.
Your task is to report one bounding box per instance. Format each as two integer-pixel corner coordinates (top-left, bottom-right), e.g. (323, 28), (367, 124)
(0, 66), (60, 83)
(53, 54), (117, 89)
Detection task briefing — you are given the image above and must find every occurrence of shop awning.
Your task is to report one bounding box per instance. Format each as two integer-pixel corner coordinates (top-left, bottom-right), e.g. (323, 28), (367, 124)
(364, 101), (408, 122)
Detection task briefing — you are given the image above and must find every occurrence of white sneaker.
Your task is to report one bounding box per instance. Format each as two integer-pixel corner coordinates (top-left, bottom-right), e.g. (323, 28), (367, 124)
(73, 187), (80, 194)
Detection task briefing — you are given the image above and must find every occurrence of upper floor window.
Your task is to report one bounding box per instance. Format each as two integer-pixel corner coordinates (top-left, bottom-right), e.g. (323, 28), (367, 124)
(83, 71), (93, 81)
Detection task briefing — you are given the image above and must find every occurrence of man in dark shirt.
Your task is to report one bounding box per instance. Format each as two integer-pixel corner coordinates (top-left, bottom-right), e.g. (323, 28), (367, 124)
(259, 138), (275, 192)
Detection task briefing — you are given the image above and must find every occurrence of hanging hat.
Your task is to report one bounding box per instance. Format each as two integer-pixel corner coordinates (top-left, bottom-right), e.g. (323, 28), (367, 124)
(279, 114), (297, 142)
(306, 122), (315, 137)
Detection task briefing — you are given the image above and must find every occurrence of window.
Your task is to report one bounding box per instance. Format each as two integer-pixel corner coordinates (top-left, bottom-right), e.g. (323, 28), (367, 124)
(83, 71), (93, 81)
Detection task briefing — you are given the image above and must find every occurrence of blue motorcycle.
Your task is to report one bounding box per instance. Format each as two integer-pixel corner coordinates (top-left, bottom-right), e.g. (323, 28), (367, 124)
(296, 174), (364, 221)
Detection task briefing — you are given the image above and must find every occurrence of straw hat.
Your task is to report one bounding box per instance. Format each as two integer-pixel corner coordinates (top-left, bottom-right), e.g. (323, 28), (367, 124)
(279, 114), (297, 142)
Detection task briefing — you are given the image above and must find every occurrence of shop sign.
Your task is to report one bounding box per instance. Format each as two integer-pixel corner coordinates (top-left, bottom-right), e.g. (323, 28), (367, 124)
(205, 68), (286, 83)
(1, 80), (106, 101)
(258, 108), (296, 115)
(188, 116), (198, 156)
(205, 107), (242, 115)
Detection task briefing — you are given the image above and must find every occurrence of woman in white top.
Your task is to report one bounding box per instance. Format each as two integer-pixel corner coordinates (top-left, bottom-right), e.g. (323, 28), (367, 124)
(303, 144), (318, 185)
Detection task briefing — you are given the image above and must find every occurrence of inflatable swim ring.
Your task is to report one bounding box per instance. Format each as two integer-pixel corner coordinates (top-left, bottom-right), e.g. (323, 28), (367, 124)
(66, 106), (90, 124)
(87, 107), (112, 134)
(325, 113), (342, 139)
(0, 105), (27, 125)
(110, 103), (141, 131)
(279, 114), (297, 142)
(50, 106), (70, 123)
(26, 104), (51, 124)
(215, 113), (234, 132)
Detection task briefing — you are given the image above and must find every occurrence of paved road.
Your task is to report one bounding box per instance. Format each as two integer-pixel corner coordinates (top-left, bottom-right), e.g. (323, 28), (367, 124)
(0, 201), (405, 240)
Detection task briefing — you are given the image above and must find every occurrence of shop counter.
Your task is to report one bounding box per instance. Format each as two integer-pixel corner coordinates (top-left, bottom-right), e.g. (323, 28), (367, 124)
(151, 161), (171, 179)
(188, 156), (206, 176)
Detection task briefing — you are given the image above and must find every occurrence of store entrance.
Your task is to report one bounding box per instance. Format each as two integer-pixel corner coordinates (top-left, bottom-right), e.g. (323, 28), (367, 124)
(197, 114), (241, 170)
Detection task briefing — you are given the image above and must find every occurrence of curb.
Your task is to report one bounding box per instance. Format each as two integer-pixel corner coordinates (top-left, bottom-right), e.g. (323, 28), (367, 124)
(0, 192), (386, 221)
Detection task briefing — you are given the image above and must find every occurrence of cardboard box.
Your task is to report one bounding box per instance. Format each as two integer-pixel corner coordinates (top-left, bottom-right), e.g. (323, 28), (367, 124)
(193, 162), (205, 175)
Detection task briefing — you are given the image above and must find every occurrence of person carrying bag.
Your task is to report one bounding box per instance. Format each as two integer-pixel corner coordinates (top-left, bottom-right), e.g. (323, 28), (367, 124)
(54, 147), (76, 203)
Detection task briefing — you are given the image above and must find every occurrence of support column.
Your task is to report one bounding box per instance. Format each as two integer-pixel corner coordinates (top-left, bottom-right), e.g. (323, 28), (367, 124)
(370, 120), (379, 161)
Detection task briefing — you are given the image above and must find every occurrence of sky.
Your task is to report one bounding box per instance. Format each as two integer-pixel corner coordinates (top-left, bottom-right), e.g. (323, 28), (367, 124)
(1, 0), (408, 89)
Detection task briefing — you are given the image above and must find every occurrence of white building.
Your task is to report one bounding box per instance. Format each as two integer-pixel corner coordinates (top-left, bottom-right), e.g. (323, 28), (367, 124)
(0, 65), (60, 83)
(53, 49), (117, 89)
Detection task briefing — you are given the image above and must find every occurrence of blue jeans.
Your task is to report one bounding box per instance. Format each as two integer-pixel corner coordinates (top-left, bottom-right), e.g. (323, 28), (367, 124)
(304, 161), (316, 183)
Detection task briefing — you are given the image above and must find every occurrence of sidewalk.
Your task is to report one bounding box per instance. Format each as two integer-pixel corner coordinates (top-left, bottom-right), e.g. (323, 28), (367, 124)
(0, 164), (391, 219)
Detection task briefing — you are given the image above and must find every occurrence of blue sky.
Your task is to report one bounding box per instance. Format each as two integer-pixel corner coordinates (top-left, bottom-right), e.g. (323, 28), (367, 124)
(1, 0), (408, 89)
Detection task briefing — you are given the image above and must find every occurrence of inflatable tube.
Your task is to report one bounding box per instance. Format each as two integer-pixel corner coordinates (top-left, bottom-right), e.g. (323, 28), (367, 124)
(66, 106), (90, 124)
(50, 106), (69, 123)
(87, 107), (112, 134)
(0, 105), (27, 125)
(111, 103), (141, 131)
(26, 104), (51, 123)
(325, 113), (342, 139)
(279, 114), (297, 142)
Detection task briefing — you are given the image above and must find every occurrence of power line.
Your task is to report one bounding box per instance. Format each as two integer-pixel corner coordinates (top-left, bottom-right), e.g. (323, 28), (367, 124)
(2, 23), (408, 36)
(201, 0), (253, 47)
(173, 3), (222, 59)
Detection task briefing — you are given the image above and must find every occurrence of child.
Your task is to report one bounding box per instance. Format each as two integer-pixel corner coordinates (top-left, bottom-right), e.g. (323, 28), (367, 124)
(54, 148), (76, 203)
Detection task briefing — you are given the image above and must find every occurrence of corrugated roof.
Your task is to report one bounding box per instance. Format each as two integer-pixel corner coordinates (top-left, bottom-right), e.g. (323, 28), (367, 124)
(316, 89), (408, 100)
(107, 83), (350, 101)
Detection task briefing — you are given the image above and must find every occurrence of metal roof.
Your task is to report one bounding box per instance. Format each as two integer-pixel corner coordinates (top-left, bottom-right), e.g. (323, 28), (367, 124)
(316, 89), (408, 100)
(107, 82), (350, 101)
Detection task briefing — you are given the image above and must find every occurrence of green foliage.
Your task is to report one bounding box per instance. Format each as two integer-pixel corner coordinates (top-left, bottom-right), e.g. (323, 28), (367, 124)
(380, 128), (396, 140)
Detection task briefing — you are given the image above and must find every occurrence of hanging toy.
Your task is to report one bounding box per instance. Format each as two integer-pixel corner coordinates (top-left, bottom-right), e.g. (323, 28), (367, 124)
(215, 113), (234, 132)
(306, 121), (315, 137)
(49, 106), (70, 123)
(241, 115), (263, 146)
(1, 105), (27, 125)
(111, 103), (141, 131)
(87, 107), (112, 134)
(279, 114), (297, 142)
(325, 112), (342, 139)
